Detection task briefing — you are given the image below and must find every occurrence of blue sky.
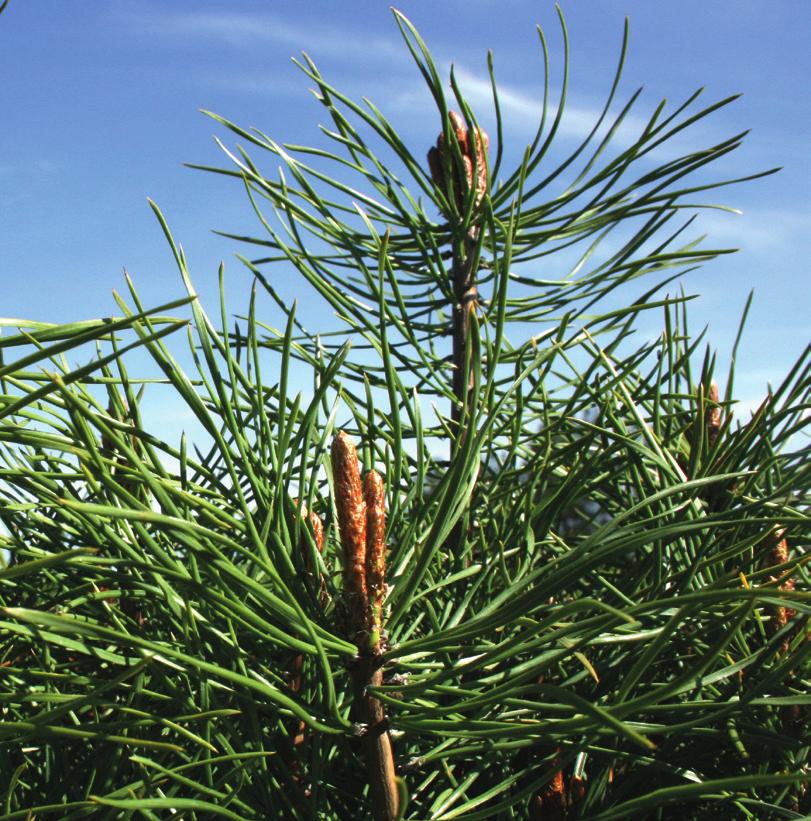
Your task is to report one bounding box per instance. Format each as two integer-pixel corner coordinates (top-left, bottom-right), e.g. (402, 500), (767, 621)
(1, 1), (809, 435)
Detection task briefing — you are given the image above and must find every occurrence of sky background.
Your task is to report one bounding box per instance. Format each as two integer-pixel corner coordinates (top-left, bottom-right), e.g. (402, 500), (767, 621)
(1, 1), (809, 442)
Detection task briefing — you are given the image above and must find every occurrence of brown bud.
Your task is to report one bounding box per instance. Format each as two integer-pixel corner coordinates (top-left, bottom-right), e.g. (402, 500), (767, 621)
(331, 432), (368, 638)
(427, 145), (444, 188)
(765, 528), (796, 632)
(534, 769), (566, 820)
(569, 775), (586, 806)
(428, 110), (489, 210)
(294, 500), (325, 567)
(364, 470), (387, 647)
(769, 528), (789, 566)
(442, 111), (470, 154)
(469, 124), (489, 204)
(530, 756), (566, 821)
(294, 500), (327, 608)
(309, 510), (324, 554)
(707, 380), (721, 448)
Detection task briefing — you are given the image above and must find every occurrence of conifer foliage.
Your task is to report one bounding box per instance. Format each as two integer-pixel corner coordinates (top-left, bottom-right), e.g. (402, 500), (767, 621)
(0, 9), (808, 819)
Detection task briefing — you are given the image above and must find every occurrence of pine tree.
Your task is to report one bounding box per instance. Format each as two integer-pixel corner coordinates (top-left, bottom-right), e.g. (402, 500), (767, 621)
(1, 9), (808, 819)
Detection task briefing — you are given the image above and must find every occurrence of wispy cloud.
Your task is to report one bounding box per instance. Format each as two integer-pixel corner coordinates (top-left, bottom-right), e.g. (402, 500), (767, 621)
(114, 8), (405, 63)
(697, 208), (811, 253)
(384, 65), (627, 141)
(398, 64), (731, 161)
(450, 66), (640, 142)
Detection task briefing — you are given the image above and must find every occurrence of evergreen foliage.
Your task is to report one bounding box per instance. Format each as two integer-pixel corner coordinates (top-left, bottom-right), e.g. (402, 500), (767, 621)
(0, 9), (808, 819)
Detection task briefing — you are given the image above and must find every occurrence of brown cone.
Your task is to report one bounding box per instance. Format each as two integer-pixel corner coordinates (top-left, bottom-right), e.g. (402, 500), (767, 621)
(428, 110), (489, 210)
(331, 432), (368, 639)
(364, 470), (387, 647)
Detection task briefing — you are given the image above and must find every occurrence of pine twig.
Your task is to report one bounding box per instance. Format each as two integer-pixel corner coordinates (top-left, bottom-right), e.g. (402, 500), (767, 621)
(428, 111), (489, 450)
(428, 111), (489, 565)
(332, 433), (399, 820)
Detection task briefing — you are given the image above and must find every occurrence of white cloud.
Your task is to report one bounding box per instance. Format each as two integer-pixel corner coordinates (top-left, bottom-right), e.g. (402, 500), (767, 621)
(405, 64), (733, 168)
(694, 208), (811, 254)
(448, 65), (652, 143)
(115, 8), (405, 63)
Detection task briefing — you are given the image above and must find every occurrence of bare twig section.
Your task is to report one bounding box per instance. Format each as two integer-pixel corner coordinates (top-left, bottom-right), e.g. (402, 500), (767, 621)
(332, 432), (369, 641)
(332, 433), (399, 820)
(354, 662), (399, 821)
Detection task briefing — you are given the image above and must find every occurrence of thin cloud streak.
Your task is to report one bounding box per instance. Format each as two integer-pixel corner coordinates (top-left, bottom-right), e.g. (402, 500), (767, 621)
(114, 8), (406, 63)
(397, 65), (732, 165)
(697, 209), (811, 254)
(450, 65), (650, 142)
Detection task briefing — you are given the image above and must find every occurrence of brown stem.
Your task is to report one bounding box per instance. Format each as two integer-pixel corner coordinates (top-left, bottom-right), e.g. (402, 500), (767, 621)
(428, 112), (489, 563)
(352, 659), (399, 820)
(450, 230), (479, 450)
(361, 469), (399, 819)
(447, 231), (479, 565)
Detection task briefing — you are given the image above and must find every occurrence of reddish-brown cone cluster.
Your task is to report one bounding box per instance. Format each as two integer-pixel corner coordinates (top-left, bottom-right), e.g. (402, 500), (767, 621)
(529, 759), (586, 820)
(332, 432), (369, 636)
(764, 528), (797, 634)
(331, 431), (389, 650)
(331, 432), (399, 820)
(529, 758), (586, 821)
(530, 768), (566, 820)
(428, 110), (489, 210)
(761, 528), (805, 737)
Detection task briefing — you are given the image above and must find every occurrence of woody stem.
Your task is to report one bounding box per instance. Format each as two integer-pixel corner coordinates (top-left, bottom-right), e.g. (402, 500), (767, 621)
(450, 229), (479, 448)
(351, 656), (399, 820)
(448, 228), (479, 562)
